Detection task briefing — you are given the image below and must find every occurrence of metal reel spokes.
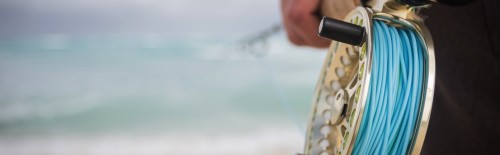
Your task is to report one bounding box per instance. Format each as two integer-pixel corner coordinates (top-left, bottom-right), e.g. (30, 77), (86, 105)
(304, 7), (373, 155)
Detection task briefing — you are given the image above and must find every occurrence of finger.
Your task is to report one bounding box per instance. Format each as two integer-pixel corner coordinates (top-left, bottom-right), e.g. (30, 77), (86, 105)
(297, 18), (330, 47)
(283, 21), (306, 46)
(289, 12), (329, 48)
(281, 0), (307, 45)
(283, 0), (329, 47)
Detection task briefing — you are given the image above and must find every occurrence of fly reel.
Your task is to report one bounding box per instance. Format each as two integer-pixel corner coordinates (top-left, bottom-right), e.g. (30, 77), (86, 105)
(302, 0), (435, 154)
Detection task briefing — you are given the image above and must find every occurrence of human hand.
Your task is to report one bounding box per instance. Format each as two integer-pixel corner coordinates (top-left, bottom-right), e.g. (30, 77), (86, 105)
(281, 0), (360, 48)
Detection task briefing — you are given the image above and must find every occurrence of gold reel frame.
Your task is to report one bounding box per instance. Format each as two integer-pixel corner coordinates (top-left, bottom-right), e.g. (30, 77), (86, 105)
(302, 7), (435, 155)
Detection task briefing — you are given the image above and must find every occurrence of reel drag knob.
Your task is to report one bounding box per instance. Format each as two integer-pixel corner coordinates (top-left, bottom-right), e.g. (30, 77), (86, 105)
(318, 16), (365, 46)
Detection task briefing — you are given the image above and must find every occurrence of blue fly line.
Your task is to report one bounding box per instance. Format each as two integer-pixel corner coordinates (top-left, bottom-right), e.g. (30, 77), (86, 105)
(352, 20), (424, 155)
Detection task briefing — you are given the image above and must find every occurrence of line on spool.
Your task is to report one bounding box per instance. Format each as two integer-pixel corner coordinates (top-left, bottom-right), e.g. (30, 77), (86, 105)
(352, 20), (425, 155)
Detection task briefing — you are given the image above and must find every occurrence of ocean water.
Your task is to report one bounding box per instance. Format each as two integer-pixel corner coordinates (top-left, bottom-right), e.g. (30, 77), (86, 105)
(0, 33), (326, 155)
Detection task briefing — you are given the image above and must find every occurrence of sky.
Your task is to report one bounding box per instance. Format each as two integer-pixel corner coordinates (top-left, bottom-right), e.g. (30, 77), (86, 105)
(0, 0), (281, 39)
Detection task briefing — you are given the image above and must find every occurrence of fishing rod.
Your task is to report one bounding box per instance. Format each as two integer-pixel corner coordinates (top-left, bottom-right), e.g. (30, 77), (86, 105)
(301, 0), (440, 154)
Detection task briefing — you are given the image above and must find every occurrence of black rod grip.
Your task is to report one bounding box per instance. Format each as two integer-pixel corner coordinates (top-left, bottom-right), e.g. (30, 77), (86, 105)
(318, 16), (365, 46)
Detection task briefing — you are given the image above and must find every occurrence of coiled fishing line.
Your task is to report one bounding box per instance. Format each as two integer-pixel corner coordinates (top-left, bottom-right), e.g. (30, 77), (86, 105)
(352, 20), (424, 155)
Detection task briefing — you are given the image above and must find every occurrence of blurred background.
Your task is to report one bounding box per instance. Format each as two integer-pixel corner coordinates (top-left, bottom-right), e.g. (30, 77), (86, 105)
(0, 0), (326, 154)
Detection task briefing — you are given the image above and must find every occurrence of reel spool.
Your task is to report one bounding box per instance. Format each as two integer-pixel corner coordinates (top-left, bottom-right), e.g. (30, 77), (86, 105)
(302, 1), (435, 155)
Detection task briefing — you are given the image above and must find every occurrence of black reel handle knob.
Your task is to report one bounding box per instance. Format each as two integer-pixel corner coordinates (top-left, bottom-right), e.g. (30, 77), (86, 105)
(318, 16), (365, 46)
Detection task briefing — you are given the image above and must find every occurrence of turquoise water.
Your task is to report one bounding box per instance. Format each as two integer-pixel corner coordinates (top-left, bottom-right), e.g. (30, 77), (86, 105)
(0, 34), (326, 154)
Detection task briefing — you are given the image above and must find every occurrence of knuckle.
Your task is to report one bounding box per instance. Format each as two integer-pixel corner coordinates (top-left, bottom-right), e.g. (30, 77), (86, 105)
(286, 6), (306, 24)
(288, 35), (305, 46)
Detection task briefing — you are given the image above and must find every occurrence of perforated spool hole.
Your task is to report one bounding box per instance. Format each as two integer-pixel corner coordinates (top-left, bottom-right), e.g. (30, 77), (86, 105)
(340, 125), (347, 136)
(349, 109), (356, 126)
(360, 43), (366, 60)
(336, 67), (345, 78)
(355, 86), (361, 103)
(347, 46), (356, 57)
(320, 125), (332, 135)
(322, 110), (332, 120)
(319, 138), (330, 148)
(336, 92), (342, 100)
(331, 80), (341, 92)
(343, 132), (349, 148)
(349, 74), (359, 90)
(326, 95), (336, 105)
(341, 56), (351, 65)
(358, 62), (365, 81)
